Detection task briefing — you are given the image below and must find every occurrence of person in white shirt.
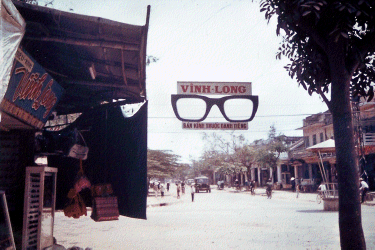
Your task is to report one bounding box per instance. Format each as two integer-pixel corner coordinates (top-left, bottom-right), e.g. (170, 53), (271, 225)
(360, 178), (369, 203)
(318, 183), (327, 191)
(190, 185), (195, 202)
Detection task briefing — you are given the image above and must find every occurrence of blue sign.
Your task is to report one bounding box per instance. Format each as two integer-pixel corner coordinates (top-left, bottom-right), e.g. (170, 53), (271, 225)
(1, 47), (64, 129)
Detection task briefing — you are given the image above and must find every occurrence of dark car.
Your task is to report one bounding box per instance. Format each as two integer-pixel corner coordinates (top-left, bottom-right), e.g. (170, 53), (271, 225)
(194, 176), (211, 193)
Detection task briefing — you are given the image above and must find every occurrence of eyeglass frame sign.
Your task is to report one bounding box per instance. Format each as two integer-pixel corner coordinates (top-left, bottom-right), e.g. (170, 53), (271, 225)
(171, 94), (259, 123)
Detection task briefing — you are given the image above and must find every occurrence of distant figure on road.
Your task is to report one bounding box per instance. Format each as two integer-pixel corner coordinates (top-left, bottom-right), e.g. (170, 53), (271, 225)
(153, 183), (159, 198)
(167, 182), (170, 192)
(250, 181), (256, 195)
(177, 184), (181, 199)
(295, 178), (300, 198)
(181, 181), (185, 194)
(190, 185), (195, 202)
(266, 184), (272, 199)
(160, 184), (165, 197)
(291, 177), (296, 192)
(360, 178), (369, 203)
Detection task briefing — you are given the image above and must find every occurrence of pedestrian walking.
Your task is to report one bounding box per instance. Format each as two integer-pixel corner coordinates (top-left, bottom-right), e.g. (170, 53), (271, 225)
(153, 182), (159, 198)
(360, 178), (369, 203)
(296, 178), (300, 198)
(167, 182), (170, 192)
(190, 184), (195, 202)
(177, 184), (181, 199)
(160, 184), (165, 197)
(181, 181), (185, 194)
(291, 177), (296, 192)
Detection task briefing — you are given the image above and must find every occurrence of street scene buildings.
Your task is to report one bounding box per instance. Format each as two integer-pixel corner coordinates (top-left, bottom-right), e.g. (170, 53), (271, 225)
(1, 1), (375, 250)
(210, 96), (375, 195)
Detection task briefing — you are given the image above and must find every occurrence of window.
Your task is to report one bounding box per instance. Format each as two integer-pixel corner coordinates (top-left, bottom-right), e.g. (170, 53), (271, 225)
(304, 136), (310, 148)
(320, 133), (324, 143)
(313, 134), (317, 145)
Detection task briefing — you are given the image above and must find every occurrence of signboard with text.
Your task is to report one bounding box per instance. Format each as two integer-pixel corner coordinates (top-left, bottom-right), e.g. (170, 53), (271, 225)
(177, 81), (251, 95)
(172, 81), (257, 130)
(0, 47), (64, 129)
(182, 122), (248, 130)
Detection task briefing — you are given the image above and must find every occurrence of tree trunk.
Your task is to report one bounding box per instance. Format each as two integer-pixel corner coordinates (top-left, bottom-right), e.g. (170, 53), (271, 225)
(329, 43), (366, 249)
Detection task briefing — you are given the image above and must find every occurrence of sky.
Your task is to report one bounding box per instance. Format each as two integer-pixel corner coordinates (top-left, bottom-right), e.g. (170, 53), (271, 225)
(49, 0), (328, 163)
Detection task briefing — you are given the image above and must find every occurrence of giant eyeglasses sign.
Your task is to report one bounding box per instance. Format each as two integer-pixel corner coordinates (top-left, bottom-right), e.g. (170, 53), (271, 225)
(171, 81), (259, 130)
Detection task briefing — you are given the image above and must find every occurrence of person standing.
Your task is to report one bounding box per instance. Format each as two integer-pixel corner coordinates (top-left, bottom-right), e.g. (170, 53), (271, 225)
(177, 184), (181, 199)
(190, 184), (195, 202)
(360, 178), (369, 203)
(167, 182), (170, 192)
(181, 181), (185, 194)
(160, 184), (165, 197)
(291, 177), (296, 192)
(295, 178), (300, 198)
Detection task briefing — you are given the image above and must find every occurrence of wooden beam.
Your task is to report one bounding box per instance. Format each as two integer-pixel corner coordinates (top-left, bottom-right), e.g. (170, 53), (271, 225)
(121, 50), (128, 85)
(24, 36), (140, 51)
(139, 5), (151, 98)
(65, 80), (129, 89)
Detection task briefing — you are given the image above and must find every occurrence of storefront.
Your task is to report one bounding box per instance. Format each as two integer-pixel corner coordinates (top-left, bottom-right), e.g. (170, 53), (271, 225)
(0, 1), (150, 248)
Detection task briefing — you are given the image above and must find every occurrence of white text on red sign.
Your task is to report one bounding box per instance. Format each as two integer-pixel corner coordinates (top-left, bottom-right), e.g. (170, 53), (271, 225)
(177, 82), (252, 95)
(182, 122), (248, 130)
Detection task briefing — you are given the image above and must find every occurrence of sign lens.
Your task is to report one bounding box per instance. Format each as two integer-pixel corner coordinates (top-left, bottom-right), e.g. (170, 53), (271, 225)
(176, 97), (207, 120)
(223, 98), (253, 121)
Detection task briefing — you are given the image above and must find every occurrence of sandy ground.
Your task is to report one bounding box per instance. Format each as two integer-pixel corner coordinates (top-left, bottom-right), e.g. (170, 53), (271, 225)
(52, 187), (375, 250)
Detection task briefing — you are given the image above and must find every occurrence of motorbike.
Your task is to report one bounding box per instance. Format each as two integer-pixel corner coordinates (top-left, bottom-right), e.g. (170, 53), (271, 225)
(217, 181), (225, 190)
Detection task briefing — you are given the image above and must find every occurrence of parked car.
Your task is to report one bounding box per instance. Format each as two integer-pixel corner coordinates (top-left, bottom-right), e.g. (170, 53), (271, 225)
(194, 176), (211, 193)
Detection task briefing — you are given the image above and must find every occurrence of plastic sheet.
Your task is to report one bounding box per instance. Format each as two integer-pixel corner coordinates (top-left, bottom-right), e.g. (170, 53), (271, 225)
(0, 0), (25, 122)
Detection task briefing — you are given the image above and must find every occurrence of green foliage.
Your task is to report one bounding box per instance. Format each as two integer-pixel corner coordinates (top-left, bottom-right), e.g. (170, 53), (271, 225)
(147, 149), (185, 179)
(146, 56), (159, 66)
(254, 125), (289, 168)
(259, 1), (370, 248)
(199, 128), (287, 175)
(200, 132), (248, 175)
(260, 0), (375, 104)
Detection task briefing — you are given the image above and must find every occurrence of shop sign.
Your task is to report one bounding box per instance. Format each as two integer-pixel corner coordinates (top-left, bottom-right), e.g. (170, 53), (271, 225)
(182, 122), (248, 130)
(172, 81), (258, 130)
(177, 81), (252, 95)
(0, 47), (64, 129)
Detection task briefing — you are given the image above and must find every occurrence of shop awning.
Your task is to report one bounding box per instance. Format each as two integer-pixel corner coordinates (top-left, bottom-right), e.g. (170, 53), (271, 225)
(306, 139), (336, 153)
(12, 1), (150, 116)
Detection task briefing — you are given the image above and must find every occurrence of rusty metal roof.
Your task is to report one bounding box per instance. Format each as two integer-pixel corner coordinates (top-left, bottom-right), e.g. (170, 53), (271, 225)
(13, 1), (150, 115)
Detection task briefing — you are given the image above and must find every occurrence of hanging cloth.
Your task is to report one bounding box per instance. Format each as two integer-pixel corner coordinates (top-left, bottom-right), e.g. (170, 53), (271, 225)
(63, 159), (91, 219)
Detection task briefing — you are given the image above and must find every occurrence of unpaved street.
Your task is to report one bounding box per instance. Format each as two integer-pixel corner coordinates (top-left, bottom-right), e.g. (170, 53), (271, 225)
(54, 187), (375, 249)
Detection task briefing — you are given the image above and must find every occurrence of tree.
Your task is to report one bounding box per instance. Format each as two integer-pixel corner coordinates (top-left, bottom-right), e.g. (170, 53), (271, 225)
(147, 149), (182, 180)
(201, 132), (248, 182)
(234, 145), (256, 180)
(146, 56), (159, 66)
(259, 1), (375, 248)
(254, 126), (288, 174)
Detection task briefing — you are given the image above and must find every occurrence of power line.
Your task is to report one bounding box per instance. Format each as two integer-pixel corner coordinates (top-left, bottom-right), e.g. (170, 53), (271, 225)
(148, 114), (315, 119)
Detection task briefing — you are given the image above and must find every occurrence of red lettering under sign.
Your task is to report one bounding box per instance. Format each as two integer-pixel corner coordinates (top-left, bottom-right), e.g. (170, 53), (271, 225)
(12, 67), (58, 118)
